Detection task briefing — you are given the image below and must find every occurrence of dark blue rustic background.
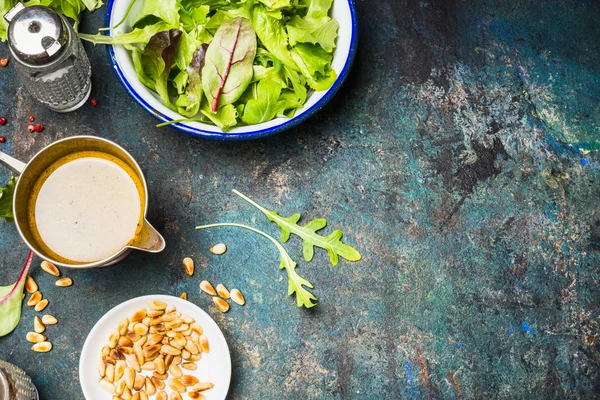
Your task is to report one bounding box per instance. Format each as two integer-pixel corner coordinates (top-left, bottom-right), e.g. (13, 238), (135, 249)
(1, 0), (599, 398)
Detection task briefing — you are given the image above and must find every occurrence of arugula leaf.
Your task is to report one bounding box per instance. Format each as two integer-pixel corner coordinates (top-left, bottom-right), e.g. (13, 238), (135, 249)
(233, 190), (361, 265)
(0, 176), (16, 222)
(196, 223), (317, 308)
(0, 251), (33, 337)
(202, 17), (257, 112)
(241, 78), (287, 124)
(79, 22), (176, 45)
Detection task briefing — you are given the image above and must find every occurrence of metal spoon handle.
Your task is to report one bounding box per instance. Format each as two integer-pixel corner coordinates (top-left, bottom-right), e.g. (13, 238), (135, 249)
(0, 150), (26, 175)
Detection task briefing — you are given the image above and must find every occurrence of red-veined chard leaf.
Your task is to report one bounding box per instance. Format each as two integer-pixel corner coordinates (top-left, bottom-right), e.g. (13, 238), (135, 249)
(0, 251), (33, 337)
(202, 17), (257, 113)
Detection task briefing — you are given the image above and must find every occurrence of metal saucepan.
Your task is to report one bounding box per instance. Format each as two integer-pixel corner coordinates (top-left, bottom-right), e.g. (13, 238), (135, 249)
(0, 135), (165, 268)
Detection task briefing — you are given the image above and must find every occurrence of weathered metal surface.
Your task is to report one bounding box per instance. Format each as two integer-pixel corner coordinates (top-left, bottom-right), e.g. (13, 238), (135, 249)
(1, 0), (599, 398)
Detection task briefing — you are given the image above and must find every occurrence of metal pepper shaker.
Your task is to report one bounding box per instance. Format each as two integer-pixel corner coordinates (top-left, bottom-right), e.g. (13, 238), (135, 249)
(4, 3), (92, 112)
(0, 360), (38, 400)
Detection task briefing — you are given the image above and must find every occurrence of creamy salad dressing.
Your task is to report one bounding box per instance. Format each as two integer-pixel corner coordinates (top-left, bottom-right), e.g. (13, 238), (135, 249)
(29, 152), (144, 263)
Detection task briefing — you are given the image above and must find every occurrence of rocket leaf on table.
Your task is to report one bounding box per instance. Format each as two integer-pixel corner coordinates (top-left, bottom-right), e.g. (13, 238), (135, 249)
(233, 190), (361, 266)
(196, 223), (317, 308)
(0, 176), (16, 222)
(202, 17), (257, 113)
(0, 251), (33, 337)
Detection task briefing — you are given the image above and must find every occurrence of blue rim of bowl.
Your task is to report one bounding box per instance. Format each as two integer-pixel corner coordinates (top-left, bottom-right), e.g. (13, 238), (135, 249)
(105, 0), (358, 141)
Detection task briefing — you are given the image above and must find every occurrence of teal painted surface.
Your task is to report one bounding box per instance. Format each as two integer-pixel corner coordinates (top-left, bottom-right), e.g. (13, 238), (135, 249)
(1, 0), (600, 398)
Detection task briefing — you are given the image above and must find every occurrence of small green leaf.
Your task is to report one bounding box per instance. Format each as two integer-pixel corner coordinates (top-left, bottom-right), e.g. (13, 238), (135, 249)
(0, 176), (16, 221)
(233, 190), (361, 265)
(0, 251), (33, 337)
(196, 223), (317, 308)
(241, 78), (287, 124)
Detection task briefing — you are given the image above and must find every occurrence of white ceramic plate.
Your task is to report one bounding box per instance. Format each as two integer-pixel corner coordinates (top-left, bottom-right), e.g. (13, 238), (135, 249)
(105, 0), (359, 140)
(79, 295), (231, 399)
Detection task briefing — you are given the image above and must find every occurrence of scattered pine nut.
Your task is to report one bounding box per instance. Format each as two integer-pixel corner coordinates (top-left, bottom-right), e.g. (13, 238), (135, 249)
(40, 261), (60, 276)
(212, 297), (230, 313)
(27, 291), (42, 306)
(199, 281), (216, 296)
(42, 314), (57, 325)
(34, 298), (48, 312)
(182, 257), (194, 276)
(26, 332), (46, 343)
(179, 292), (187, 300)
(32, 341), (52, 352)
(55, 277), (72, 287)
(25, 275), (38, 293)
(209, 243), (226, 255)
(230, 289), (246, 306)
(34, 316), (45, 333)
(216, 283), (230, 299)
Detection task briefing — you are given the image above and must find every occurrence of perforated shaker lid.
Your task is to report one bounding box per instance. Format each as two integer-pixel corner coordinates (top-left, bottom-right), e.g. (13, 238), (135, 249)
(5, 4), (68, 65)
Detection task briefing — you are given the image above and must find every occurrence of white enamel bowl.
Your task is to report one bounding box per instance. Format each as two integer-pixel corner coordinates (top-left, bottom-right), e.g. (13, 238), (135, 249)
(79, 295), (231, 399)
(105, 0), (358, 140)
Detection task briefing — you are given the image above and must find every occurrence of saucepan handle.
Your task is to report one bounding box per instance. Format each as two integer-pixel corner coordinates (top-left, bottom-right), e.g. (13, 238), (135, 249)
(0, 150), (26, 176)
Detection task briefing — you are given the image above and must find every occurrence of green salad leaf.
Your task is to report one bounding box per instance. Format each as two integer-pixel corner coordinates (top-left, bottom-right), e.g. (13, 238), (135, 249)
(0, 176), (16, 222)
(233, 189), (361, 265)
(286, 15), (339, 52)
(249, 4), (299, 71)
(142, 29), (183, 109)
(79, 21), (176, 45)
(176, 44), (208, 117)
(79, 0), (340, 131)
(0, 251), (33, 337)
(133, 0), (180, 27)
(202, 17), (257, 112)
(241, 78), (287, 124)
(196, 223), (317, 308)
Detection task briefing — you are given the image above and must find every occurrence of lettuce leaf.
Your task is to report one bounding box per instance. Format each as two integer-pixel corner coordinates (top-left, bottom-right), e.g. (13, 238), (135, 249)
(290, 42), (337, 91)
(305, 0), (334, 20)
(286, 15), (339, 52)
(249, 4), (299, 71)
(0, 0), (17, 42)
(133, 0), (180, 28)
